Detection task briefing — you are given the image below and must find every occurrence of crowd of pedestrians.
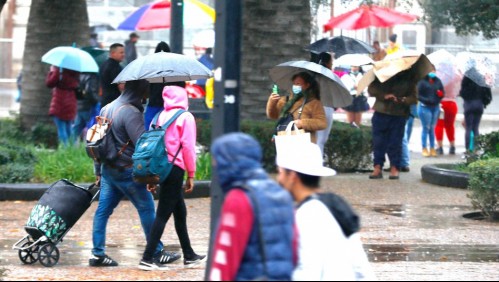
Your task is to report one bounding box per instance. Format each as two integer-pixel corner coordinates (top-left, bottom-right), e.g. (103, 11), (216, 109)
(36, 28), (494, 280)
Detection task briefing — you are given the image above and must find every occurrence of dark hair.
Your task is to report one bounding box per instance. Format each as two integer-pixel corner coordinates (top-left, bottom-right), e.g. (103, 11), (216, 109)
(285, 169), (321, 188)
(155, 41), (171, 53)
(318, 52), (332, 68)
(205, 47), (213, 55)
(310, 52), (320, 64)
(125, 79), (149, 93)
(292, 72), (320, 100)
(129, 32), (139, 39)
(109, 43), (124, 52)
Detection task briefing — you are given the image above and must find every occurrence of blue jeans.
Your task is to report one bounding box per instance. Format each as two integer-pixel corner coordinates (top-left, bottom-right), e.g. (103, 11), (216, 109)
(418, 104), (440, 149)
(92, 165), (163, 257)
(144, 106), (163, 130)
(372, 112), (406, 169)
(52, 117), (72, 147)
(401, 104), (417, 167)
(72, 110), (91, 142)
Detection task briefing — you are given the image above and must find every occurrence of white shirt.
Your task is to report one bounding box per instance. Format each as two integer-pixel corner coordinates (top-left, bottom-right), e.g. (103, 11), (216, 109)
(341, 72), (364, 95)
(293, 199), (356, 281)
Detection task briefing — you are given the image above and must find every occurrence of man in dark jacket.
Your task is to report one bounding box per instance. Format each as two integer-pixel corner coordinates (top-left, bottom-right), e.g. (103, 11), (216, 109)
(72, 72), (100, 143)
(124, 32), (139, 65)
(89, 79), (179, 267)
(100, 43), (125, 108)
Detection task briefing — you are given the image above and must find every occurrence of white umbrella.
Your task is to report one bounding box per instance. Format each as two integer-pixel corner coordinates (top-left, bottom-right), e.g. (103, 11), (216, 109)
(334, 54), (373, 69)
(456, 52), (496, 88)
(112, 51), (213, 84)
(269, 60), (352, 108)
(427, 49), (463, 97)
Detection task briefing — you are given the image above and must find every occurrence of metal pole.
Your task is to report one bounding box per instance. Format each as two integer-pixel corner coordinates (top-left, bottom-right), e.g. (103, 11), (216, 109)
(170, 0), (184, 54)
(204, 0), (242, 279)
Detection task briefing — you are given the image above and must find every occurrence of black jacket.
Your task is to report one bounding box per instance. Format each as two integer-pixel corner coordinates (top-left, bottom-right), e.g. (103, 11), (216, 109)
(77, 73), (100, 111)
(99, 58), (123, 108)
(417, 75), (444, 106)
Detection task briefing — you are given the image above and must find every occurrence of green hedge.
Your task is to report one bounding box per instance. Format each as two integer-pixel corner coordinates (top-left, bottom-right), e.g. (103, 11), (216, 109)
(197, 119), (373, 172)
(468, 158), (499, 220)
(477, 130), (499, 159)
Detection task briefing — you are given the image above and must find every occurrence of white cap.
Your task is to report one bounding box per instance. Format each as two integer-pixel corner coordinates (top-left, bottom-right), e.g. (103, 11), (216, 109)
(276, 142), (336, 177)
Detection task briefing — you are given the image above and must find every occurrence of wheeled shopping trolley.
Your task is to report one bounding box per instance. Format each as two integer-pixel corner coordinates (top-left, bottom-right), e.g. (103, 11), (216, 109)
(12, 179), (99, 267)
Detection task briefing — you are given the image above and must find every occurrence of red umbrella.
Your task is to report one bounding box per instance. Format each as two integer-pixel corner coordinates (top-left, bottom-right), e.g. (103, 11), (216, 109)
(323, 4), (418, 32)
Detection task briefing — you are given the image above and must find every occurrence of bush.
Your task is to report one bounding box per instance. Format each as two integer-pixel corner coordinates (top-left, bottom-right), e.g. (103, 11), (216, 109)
(33, 144), (96, 183)
(467, 158), (499, 220)
(197, 119), (373, 173)
(325, 122), (373, 172)
(476, 130), (499, 159)
(195, 152), (212, 180)
(0, 141), (37, 183)
(30, 122), (58, 149)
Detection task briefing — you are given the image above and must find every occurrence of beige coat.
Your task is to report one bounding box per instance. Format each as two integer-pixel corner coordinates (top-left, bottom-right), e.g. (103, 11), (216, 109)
(267, 94), (327, 143)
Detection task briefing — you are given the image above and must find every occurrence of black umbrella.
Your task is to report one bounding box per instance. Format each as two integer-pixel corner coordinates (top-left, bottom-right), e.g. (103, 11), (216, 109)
(89, 24), (115, 34)
(305, 36), (375, 59)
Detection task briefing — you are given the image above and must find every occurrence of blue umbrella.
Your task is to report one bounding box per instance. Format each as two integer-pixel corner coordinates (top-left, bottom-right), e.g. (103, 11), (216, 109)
(41, 46), (99, 73)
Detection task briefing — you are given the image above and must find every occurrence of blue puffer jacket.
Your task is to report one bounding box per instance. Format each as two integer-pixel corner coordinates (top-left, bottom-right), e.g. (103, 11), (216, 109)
(211, 133), (295, 281)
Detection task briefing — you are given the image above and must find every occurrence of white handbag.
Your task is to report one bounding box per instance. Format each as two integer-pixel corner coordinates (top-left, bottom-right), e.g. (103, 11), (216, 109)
(274, 121), (312, 158)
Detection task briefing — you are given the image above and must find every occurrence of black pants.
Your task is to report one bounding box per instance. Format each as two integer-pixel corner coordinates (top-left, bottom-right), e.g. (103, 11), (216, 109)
(464, 99), (484, 151)
(142, 165), (194, 261)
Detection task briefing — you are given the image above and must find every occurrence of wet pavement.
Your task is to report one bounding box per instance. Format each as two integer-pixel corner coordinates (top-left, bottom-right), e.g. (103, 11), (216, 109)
(0, 105), (498, 280)
(1, 149), (498, 281)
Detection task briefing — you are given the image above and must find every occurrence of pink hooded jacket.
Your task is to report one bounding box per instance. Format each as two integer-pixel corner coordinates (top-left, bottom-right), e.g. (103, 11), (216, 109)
(153, 86), (197, 178)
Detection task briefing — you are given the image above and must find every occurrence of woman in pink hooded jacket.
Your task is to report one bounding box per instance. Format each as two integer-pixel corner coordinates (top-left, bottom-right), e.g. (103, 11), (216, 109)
(140, 85), (205, 270)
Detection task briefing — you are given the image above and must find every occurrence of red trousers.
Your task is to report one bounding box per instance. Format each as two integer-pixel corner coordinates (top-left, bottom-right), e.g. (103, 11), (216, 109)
(435, 100), (458, 143)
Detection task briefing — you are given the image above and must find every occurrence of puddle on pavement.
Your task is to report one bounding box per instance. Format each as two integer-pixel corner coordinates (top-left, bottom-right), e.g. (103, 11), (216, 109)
(373, 204), (407, 217)
(366, 244), (499, 262)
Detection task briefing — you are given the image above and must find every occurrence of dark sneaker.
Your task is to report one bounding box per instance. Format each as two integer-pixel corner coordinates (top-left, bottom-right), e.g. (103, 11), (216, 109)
(139, 259), (169, 271)
(155, 250), (181, 264)
(184, 254), (206, 266)
(89, 254), (118, 267)
(436, 147), (444, 155)
(400, 167), (410, 172)
(449, 146), (456, 155)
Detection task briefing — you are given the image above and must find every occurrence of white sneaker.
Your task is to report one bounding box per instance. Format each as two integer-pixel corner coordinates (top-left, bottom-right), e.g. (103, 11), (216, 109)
(139, 260), (169, 271)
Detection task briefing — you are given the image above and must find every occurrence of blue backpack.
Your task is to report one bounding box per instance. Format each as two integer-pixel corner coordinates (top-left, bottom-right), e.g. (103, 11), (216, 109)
(132, 110), (186, 184)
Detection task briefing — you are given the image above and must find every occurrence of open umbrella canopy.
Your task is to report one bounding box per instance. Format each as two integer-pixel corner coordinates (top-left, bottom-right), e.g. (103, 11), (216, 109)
(81, 46), (109, 67)
(357, 52), (433, 94)
(117, 0), (215, 31)
(112, 51), (212, 84)
(323, 4), (418, 31)
(42, 46), (99, 73)
(269, 60), (352, 108)
(334, 54), (373, 69)
(427, 49), (463, 97)
(456, 52), (496, 88)
(305, 36), (375, 58)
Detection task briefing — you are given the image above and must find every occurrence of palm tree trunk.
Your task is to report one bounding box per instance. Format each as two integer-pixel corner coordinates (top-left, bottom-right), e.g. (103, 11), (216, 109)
(241, 0), (311, 121)
(20, 0), (89, 131)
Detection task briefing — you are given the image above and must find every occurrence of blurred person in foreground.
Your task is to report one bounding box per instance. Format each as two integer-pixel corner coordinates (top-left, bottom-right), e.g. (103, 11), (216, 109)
(276, 142), (375, 281)
(208, 132), (296, 281)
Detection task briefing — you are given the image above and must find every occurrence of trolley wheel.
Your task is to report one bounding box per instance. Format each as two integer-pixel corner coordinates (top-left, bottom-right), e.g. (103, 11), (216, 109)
(18, 241), (39, 264)
(38, 243), (59, 267)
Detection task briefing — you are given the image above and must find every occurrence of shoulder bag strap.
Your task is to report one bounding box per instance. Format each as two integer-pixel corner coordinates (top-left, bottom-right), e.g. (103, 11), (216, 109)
(162, 109), (187, 160)
(241, 184), (268, 278)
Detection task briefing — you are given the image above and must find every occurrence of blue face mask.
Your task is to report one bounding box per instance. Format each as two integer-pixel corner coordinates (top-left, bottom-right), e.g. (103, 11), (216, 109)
(428, 72), (436, 78)
(352, 71), (360, 76)
(292, 85), (302, 94)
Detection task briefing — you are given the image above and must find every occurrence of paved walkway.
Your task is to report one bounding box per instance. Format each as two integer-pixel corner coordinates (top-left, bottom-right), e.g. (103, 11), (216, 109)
(1, 148), (498, 281)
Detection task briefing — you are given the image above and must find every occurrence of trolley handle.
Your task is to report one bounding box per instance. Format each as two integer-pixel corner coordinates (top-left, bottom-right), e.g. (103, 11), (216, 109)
(87, 183), (101, 203)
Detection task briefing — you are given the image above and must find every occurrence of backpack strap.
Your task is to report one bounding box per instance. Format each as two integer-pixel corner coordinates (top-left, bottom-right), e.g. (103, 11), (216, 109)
(160, 109), (187, 129)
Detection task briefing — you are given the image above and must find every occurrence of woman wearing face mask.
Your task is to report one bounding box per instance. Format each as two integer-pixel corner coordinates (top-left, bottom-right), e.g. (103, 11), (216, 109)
(267, 72), (327, 144)
(341, 65), (370, 127)
(417, 68), (444, 157)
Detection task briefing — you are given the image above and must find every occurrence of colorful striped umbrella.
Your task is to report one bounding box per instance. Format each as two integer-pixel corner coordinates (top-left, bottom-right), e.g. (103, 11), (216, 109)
(118, 0), (215, 31)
